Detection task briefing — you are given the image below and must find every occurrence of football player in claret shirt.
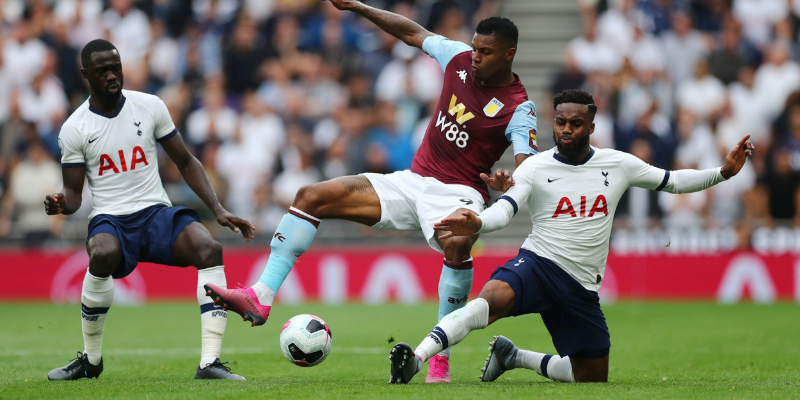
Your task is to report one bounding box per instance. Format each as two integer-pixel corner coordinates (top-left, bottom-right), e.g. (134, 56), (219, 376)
(44, 39), (254, 381)
(205, 0), (537, 382)
(386, 90), (755, 384)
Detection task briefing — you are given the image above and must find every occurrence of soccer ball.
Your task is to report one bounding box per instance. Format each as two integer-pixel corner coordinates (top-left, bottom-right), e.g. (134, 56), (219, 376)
(279, 314), (332, 367)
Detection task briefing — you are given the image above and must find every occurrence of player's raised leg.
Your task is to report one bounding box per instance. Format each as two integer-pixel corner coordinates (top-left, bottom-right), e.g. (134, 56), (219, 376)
(48, 233), (119, 380)
(173, 222), (244, 380)
(426, 212), (478, 383)
(206, 176), (381, 327)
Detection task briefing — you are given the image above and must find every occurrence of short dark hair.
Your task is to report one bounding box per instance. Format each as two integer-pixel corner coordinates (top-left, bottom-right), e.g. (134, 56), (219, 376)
(553, 89), (598, 118)
(81, 39), (118, 67)
(475, 17), (518, 47)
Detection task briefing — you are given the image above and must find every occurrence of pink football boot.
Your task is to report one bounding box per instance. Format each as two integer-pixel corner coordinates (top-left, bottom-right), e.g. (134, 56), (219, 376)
(204, 283), (271, 327)
(425, 354), (452, 383)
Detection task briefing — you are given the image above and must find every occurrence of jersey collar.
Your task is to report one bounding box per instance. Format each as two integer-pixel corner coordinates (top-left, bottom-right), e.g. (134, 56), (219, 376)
(89, 95), (126, 119)
(553, 148), (595, 166)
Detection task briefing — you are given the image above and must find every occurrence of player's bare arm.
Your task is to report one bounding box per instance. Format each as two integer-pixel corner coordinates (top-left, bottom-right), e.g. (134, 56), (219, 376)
(44, 167), (86, 216)
(325, 0), (434, 48)
(159, 133), (255, 241)
(720, 134), (755, 179)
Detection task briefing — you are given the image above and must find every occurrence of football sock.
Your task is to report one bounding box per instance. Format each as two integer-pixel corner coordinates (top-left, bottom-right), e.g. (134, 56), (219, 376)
(436, 259), (473, 359)
(254, 207), (320, 306)
(198, 266), (227, 368)
(81, 269), (114, 366)
(415, 298), (489, 364)
(516, 350), (575, 382)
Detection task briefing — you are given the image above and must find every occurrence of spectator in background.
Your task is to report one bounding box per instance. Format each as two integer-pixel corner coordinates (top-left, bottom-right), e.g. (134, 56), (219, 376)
(568, 12), (622, 74)
(223, 14), (268, 96)
(103, 0), (152, 65)
(549, 52), (586, 97)
(597, 0), (637, 57)
(272, 125), (322, 209)
(759, 148), (800, 224)
(18, 51), (69, 147)
(676, 60), (726, 121)
(616, 138), (663, 230)
(185, 82), (238, 146)
(367, 101), (415, 172)
(661, 11), (709, 86)
(753, 41), (800, 123)
(0, 140), (62, 245)
(53, 0), (105, 49)
(708, 19), (756, 85)
(3, 15), (47, 86)
(733, 0), (788, 49)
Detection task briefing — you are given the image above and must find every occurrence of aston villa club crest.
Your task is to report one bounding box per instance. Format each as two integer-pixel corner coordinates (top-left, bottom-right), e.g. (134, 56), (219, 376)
(529, 129), (538, 152)
(483, 97), (504, 117)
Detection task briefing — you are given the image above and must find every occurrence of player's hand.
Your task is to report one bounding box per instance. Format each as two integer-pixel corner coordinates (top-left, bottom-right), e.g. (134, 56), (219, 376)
(324, 0), (360, 11)
(434, 210), (482, 239)
(216, 209), (256, 242)
(481, 169), (515, 192)
(44, 193), (67, 215)
(720, 134), (755, 179)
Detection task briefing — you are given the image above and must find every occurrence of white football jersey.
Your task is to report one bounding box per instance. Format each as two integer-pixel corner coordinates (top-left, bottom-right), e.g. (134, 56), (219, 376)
(501, 147), (670, 291)
(59, 90), (175, 219)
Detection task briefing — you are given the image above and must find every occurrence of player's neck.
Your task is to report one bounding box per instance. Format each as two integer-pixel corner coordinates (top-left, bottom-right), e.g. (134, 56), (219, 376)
(560, 145), (592, 164)
(89, 92), (124, 116)
(479, 70), (516, 87)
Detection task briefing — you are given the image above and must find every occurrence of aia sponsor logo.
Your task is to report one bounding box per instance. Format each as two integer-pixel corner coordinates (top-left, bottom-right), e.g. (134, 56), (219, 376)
(98, 146), (149, 176)
(552, 195), (608, 218)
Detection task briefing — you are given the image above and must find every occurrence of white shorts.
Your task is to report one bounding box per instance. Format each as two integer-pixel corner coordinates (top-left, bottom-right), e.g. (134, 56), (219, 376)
(362, 170), (486, 253)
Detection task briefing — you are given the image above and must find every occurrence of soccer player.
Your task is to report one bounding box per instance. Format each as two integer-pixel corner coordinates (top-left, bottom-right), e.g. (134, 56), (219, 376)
(204, 0), (537, 382)
(44, 39), (255, 381)
(386, 89), (755, 384)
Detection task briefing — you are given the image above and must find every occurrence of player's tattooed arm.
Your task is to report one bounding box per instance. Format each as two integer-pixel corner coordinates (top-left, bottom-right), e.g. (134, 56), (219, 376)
(326, 0), (434, 48)
(44, 167), (85, 216)
(335, 176), (377, 195)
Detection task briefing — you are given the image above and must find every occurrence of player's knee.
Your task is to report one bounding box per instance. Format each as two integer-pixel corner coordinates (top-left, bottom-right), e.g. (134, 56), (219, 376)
(88, 246), (120, 277)
(292, 184), (324, 216)
(195, 240), (223, 269)
(442, 236), (474, 261)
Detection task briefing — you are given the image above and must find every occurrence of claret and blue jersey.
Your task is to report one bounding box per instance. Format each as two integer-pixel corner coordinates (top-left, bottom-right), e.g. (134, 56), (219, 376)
(412, 35), (538, 204)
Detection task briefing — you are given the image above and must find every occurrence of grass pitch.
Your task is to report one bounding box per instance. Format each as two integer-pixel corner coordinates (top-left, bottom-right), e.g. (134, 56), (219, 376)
(0, 302), (798, 399)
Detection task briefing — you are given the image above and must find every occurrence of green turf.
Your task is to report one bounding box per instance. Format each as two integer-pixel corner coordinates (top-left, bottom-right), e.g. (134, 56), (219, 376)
(0, 302), (797, 399)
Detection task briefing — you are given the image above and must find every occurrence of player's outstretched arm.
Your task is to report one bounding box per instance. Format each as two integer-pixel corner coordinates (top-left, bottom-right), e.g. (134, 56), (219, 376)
(481, 168), (515, 192)
(325, 0), (434, 48)
(44, 167), (85, 216)
(160, 133), (255, 241)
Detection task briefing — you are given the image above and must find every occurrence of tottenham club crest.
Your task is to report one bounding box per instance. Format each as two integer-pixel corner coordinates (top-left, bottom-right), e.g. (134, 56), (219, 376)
(483, 97), (504, 117)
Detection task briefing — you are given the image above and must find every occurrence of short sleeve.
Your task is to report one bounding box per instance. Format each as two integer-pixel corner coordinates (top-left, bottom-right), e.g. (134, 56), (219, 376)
(58, 123), (85, 167)
(505, 101), (539, 155)
(422, 35), (472, 71)
(152, 97), (177, 142)
(619, 152), (669, 190)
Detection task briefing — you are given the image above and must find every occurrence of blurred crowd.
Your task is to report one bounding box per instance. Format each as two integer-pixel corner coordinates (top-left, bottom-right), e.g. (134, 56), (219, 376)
(551, 0), (800, 248)
(0, 0), (498, 245)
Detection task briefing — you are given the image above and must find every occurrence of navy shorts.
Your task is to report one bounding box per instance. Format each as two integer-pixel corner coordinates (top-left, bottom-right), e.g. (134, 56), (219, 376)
(490, 248), (610, 359)
(87, 205), (201, 279)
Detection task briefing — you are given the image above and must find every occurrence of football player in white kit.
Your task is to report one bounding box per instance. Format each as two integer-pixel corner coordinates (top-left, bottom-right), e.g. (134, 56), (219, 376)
(44, 40), (255, 380)
(386, 90), (755, 384)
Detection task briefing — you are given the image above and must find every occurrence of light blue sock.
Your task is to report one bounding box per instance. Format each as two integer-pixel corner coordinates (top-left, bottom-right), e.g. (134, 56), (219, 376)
(254, 208), (319, 304)
(436, 258), (474, 358)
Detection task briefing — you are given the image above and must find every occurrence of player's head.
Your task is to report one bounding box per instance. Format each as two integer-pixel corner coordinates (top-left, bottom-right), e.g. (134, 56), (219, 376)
(471, 17), (518, 81)
(552, 89), (597, 159)
(80, 39), (123, 103)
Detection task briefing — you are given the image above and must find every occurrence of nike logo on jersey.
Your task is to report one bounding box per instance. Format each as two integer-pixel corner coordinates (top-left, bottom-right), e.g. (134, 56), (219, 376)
(457, 70), (467, 83)
(459, 198), (474, 205)
(88, 136), (100, 143)
(547, 177), (561, 183)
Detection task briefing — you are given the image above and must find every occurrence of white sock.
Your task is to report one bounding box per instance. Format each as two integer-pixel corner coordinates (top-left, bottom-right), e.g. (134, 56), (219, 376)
(415, 298), (489, 365)
(81, 269), (114, 366)
(516, 351), (574, 382)
(252, 281), (276, 306)
(198, 266), (227, 368)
